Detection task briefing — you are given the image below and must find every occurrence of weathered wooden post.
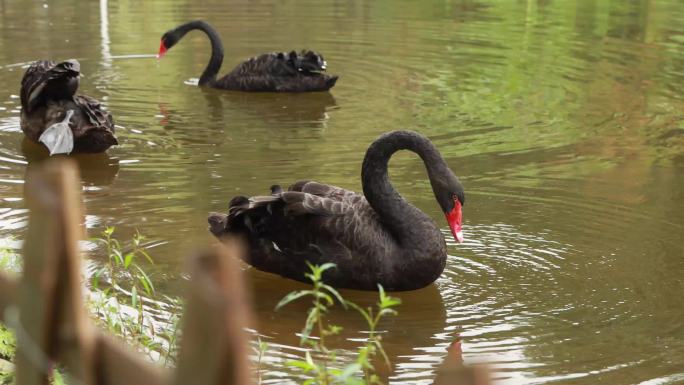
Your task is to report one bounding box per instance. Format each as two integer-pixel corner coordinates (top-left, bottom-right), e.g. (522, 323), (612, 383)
(173, 241), (253, 385)
(0, 271), (16, 314)
(93, 334), (169, 385)
(16, 159), (95, 385)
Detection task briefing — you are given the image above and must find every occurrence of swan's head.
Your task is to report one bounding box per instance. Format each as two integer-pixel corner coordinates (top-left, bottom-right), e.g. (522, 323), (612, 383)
(436, 173), (465, 243)
(208, 212), (228, 236)
(157, 30), (180, 59)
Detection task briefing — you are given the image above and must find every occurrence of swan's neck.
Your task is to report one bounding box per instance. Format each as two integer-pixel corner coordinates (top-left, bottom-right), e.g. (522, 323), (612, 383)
(361, 131), (449, 241)
(177, 21), (224, 86)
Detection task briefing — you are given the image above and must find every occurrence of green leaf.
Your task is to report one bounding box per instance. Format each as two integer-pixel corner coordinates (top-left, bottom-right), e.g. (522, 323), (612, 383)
(321, 284), (347, 308)
(304, 272), (316, 283)
(91, 266), (107, 289)
(274, 290), (313, 311)
(305, 261), (336, 282)
(286, 360), (316, 372)
(124, 253), (134, 269)
(134, 265), (155, 295)
(301, 307), (319, 342)
(337, 363), (362, 381)
(305, 350), (316, 368)
(131, 286), (138, 308)
(373, 340), (391, 367)
(377, 284), (401, 308)
(258, 340), (269, 354)
(325, 324), (343, 336)
(113, 249), (124, 266)
(139, 249), (154, 265)
(347, 301), (372, 326)
(52, 370), (67, 385)
(369, 374), (383, 385)
(379, 295), (402, 309)
(312, 290), (334, 306)
(88, 237), (105, 245)
(378, 308), (398, 319)
(317, 262), (337, 273)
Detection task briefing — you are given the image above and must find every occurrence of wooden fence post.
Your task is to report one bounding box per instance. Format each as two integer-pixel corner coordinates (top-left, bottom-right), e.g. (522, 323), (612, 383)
(173, 242), (253, 385)
(15, 159), (95, 385)
(0, 272), (16, 315)
(93, 334), (169, 385)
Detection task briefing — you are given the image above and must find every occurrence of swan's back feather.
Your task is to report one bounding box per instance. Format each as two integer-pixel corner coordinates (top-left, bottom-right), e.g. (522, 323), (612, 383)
(215, 51), (338, 92)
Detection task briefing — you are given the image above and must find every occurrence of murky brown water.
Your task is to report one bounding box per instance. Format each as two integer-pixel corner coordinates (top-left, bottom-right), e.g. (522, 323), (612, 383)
(1, 0), (683, 383)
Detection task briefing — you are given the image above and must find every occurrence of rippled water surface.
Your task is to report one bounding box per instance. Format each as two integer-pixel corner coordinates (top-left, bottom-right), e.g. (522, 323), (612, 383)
(1, 0), (683, 383)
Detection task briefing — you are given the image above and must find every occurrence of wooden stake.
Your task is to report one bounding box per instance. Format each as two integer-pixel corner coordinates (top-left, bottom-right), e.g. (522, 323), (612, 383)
(93, 334), (169, 385)
(0, 272), (16, 316)
(16, 159), (95, 385)
(173, 243), (253, 385)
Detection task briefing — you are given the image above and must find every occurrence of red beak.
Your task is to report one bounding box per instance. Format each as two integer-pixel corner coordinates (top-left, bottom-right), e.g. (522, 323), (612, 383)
(157, 40), (168, 59)
(445, 199), (464, 243)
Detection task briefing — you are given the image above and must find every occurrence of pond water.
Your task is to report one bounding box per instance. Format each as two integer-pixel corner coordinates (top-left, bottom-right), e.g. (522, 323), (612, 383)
(1, 0), (683, 383)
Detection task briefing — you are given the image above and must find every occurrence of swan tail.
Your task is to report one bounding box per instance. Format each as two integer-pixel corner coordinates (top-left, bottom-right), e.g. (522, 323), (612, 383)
(208, 195), (281, 237)
(325, 76), (338, 90)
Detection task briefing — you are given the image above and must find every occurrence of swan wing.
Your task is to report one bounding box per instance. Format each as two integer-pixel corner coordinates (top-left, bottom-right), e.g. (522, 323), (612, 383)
(230, 189), (353, 219)
(73, 94), (115, 131)
(229, 53), (297, 77)
(218, 52), (337, 92)
(289, 180), (358, 199)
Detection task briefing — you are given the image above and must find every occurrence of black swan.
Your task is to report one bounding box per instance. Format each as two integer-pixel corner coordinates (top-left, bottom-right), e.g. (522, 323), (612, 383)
(20, 59), (117, 154)
(208, 130), (465, 291)
(157, 20), (338, 92)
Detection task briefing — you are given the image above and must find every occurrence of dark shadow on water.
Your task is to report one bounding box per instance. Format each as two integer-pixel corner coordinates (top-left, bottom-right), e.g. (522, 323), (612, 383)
(21, 138), (120, 186)
(201, 88), (338, 126)
(246, 267), (447, 358)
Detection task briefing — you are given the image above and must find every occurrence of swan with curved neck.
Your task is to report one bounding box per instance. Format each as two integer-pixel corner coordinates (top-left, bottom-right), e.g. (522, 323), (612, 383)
(208, 130), (465, 291)
(158, 20), (338, 92)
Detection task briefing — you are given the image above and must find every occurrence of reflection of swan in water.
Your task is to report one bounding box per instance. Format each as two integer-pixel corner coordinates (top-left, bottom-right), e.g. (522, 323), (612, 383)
(200, 87), (337, 126)
(246, 268), (448, 359)
(21, 138), (119, 186)
(153, 90), (337, 145)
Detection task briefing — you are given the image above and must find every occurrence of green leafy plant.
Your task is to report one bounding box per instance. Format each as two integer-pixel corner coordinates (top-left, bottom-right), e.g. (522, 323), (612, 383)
(91, 227), (155, 300)
(346, 286), (400, 384)
(157, 295), (183, 366)
(87, 227), (180, 364)
(0, 246), (18, 381)
(1, 230), (180, 368)
(0, 324), (14, 363)
(89, 226), (155, 331)
(275, 263), (401, 385)
(0, 247), (20, 275)
(254, 336), (270, 385)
